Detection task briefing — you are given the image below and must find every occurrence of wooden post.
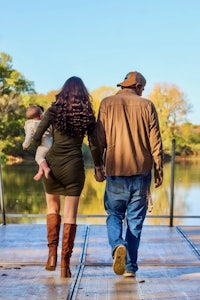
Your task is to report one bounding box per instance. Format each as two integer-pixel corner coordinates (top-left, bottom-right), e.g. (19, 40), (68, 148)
(169, 139), (176, 227)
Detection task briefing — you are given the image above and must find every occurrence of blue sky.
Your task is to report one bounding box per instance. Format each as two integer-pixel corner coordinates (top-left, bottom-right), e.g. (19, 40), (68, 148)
(1, 0), (200, 124)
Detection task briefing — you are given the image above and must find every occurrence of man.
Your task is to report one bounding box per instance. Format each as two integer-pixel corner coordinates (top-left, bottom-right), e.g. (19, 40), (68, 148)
(95, 71), (163, 277)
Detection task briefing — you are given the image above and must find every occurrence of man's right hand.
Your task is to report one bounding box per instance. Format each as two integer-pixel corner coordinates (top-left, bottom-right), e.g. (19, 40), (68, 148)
(154, 168), (163, 188)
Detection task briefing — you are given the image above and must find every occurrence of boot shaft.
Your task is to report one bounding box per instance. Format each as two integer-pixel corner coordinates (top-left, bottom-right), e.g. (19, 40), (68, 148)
(46, 213), (61, 271)
(46, 213), (61, 246)
(61, 223), (77, 265)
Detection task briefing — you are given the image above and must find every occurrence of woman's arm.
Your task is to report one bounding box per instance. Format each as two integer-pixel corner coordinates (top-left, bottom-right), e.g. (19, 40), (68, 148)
(33, 108), (53, 147)
(88, 125), (105, 182)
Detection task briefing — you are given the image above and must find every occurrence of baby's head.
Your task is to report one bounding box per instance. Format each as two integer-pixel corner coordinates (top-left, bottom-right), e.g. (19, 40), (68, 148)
(26, 105), (43, 120)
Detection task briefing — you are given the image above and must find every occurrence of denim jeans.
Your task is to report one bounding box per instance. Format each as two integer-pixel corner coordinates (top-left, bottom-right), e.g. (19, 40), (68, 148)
(104, 171), (151, 273)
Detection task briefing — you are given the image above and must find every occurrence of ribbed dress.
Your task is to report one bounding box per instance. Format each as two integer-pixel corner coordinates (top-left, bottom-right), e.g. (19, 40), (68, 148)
(33, 108), (102, 196)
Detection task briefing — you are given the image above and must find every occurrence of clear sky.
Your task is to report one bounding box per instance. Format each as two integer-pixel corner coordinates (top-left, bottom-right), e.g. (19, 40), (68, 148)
(1, 0), (200, 124)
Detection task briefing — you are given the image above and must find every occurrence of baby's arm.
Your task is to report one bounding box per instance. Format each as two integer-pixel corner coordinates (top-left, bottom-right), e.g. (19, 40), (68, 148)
(22, 123), (35, 150)
(33, 108), (52, 147)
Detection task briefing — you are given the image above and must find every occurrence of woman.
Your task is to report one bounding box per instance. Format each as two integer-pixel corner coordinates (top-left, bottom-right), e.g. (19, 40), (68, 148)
(33, 76), (104, 278)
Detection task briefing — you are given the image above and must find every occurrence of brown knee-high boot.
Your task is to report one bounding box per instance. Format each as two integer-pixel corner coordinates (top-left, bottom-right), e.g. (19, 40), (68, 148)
(61, 223), (77, 278)
(45, 213), (61, 271)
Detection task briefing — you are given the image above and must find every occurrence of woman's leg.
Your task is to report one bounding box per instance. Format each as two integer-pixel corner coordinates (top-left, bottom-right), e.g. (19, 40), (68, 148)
(45, 193), (61, 271)
(63, 196), (80, 224)
(46, 193), (61, 214)
(61, 196), (79, 277)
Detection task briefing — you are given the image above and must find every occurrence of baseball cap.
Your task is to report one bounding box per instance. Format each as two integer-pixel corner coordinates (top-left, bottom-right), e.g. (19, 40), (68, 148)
(117, 71), (146, 87)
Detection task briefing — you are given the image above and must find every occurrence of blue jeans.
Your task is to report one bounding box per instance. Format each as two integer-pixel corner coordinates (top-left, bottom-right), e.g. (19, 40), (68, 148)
(104, 172), (151, 273)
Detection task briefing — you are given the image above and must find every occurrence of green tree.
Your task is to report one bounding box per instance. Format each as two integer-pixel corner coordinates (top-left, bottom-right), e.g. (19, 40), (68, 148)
(91, 86), (117, 117)
(176, 122), (200, 155)
(0, 52), (35, 97)
(148, 83), (191, 153)
(0, 52), (35, 158)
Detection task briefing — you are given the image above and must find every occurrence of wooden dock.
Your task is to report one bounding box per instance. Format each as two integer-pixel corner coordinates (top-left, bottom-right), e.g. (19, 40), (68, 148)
(0, 224), (200, 299)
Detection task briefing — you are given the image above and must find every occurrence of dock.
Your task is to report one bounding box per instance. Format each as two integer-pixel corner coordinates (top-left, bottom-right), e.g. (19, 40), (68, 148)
(0, 224), (200, 299)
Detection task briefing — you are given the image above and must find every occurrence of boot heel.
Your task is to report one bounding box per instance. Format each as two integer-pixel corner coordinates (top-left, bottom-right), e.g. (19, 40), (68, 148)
(61, 266), (71, 278)
(46, 256), (57, 271)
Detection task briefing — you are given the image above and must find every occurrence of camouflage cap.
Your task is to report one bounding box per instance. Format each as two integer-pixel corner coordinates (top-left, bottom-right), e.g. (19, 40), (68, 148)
(117, 71), (146, 87)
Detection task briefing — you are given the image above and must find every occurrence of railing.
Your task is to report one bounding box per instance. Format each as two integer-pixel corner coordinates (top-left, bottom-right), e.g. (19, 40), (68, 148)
(1, 140), (200, 226)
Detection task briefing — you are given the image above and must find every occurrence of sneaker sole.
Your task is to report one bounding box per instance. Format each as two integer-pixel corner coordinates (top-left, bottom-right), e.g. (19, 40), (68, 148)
(113, 245), (126, 275)
(123, 271), (136, 277)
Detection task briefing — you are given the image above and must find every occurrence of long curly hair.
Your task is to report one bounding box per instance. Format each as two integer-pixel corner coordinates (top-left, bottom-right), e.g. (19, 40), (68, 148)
(51, 76), (96, 136)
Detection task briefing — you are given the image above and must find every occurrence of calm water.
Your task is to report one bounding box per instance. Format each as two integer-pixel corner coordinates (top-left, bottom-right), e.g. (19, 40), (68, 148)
(1, 160), (200, 225)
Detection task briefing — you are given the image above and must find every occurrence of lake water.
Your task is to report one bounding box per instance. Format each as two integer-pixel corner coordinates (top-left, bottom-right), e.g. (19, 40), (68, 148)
(1, 160), (200, 226)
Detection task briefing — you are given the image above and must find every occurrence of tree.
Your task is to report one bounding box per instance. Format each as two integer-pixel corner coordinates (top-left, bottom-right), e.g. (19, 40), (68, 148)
(176, 122), (200, 155)
(91, 86), (117, 117)
(0, 52), (35, 96)
(81, 86), (117, 162)
(148, 83), (191, 153)
(0, 52), (36, 157)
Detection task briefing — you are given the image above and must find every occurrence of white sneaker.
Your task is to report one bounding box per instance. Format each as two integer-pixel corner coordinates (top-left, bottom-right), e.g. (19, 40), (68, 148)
(123, 270), (136, 277)
(112, 245), (126, 275)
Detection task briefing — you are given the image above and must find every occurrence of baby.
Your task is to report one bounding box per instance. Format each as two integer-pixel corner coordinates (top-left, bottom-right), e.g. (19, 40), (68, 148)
(22, 105), (53, 181)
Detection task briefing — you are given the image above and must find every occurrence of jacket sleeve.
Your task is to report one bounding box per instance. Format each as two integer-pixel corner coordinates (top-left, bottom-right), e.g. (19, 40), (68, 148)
(33, 109), (52, 147)
(95, 101), (107, 157)
(87, 124), (104, 167)
(149, 102), (163, 171)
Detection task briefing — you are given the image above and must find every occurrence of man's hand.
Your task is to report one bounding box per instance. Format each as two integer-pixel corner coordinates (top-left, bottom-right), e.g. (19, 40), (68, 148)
(94, 166), (106, 182)
(154, 168), (163, 188)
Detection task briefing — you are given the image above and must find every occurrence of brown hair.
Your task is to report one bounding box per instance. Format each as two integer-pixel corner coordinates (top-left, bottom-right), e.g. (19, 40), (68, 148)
(51, 76), (95, 136)
(26, 105), (43, 120)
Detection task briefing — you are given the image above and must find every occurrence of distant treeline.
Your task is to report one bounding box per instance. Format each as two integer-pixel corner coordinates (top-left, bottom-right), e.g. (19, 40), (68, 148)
(0, 52), (200, 164)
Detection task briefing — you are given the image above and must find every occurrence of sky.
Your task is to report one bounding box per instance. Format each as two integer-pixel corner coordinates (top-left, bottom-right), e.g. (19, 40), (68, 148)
(0, 0), (200, 124)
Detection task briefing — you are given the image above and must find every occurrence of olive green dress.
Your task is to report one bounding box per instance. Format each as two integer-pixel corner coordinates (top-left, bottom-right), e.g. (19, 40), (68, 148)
(33, 109), (102, 196)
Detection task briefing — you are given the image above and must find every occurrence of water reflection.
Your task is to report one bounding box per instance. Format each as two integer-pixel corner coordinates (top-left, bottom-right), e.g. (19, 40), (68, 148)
(1, 160), (200, 225)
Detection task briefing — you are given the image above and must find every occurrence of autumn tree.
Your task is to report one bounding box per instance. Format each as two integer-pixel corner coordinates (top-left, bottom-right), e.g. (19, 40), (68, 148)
(148, 83), (191, 153)
(176, 122), (200, 155)
(91, 86), (117, 116)
(81, 86), (117, 163)
(0, 52), (35, 158)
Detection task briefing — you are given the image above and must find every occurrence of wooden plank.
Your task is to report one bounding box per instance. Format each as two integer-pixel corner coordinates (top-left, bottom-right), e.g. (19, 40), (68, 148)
(76, 225), (200, 299)
(0, 224), (86, 300)
(0, 265), (72, 300)
(76, 267), (141, 300)
(178, 225), (200, 256)
(1, 225), (200, 299)
(0, 224), (86, 266)
(138, 265), (200, 299)
(139, 226), (200, 265)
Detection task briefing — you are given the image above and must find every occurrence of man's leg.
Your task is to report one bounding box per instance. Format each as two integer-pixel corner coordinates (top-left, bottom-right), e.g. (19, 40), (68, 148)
(125, 172), (151, 275)
(104, 176), (129, 275)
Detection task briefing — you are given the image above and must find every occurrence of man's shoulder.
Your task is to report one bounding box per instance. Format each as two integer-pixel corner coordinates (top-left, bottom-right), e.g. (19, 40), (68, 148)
(101, 93), (152, 104)
(140, 96), (153, 105)
(100, 94), (118, 105)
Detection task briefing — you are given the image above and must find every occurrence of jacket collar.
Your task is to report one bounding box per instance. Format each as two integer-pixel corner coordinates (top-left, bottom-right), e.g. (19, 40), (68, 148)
(116, 88), (138, 95)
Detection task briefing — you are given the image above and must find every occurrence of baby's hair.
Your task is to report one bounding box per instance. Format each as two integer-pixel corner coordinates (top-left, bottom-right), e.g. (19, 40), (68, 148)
(37, 105), (44, 112)
(26, 105), (43, 119)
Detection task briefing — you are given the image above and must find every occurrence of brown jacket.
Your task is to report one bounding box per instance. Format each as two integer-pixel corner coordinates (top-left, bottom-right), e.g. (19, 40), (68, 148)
(96, 88), (163, 176)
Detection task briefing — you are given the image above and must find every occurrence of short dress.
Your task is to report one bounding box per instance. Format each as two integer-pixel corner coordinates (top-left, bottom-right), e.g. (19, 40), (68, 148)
(33, 108), (102, 196)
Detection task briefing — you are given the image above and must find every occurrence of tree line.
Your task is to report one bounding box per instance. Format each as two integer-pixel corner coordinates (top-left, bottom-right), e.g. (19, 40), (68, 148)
(0, 52), (199, 164)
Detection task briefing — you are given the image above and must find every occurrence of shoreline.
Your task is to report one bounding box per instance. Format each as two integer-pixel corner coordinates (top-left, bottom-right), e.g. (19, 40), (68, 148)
(2, 154), (200, 166)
